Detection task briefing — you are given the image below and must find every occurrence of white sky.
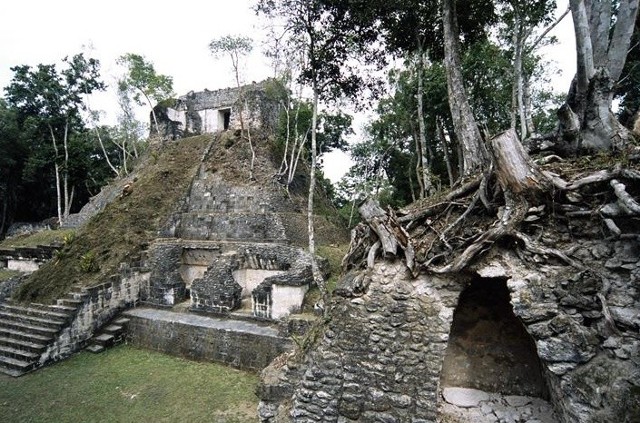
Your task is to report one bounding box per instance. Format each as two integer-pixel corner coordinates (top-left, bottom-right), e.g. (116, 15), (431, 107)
(0, 0), (576, 183)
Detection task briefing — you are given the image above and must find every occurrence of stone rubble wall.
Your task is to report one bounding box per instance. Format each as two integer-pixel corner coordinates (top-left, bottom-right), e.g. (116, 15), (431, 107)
(0, 274), (27, 302)
(145, 242), (185, 306)
(191, 253), (243, 313)
(258, 261), (465, 422)
(257, 236), (640, 422)
(502, 237), (640, 422)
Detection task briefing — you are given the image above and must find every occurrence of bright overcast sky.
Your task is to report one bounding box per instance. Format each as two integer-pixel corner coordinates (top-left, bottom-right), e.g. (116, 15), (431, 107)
(0, 0), (272, 121)
(0, 0), (576, 183)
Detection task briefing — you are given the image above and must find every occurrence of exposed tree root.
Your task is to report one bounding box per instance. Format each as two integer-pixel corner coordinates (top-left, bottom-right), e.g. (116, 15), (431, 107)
(343, 128), (640, 278)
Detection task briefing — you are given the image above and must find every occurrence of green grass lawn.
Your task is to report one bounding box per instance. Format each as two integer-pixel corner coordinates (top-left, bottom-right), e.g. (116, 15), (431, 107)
(0, 345), (259, 423)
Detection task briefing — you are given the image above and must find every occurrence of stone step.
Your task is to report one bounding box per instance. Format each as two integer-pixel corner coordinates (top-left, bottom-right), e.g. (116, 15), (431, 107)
(0, 310), (66, 329)
(0, 344), (39, 361)
(92, 333), (115, 347)
(57, 298), (84, 308)
(0, 354), (35, 372)
(113, 317), (130, 326)
(0, 335), (47, 354)
(47, 304), (78, 313)
(0, 318), (59, 338)
(86, 344), (105, 354)
(0, 304), (70, 321)
(0, 366), (27, 377)
(0, 327), (53, 344)
(103, 324), (123, 334)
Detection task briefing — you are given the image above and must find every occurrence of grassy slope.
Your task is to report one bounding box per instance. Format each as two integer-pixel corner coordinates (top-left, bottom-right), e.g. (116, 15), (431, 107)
(0, 228), (76, 249)
(0, 345), (258, 423)
(15, 135), (211, 303)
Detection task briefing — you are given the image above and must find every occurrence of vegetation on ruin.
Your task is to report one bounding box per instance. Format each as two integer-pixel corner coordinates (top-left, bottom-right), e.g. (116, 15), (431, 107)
(0, 345), (259, 423)
(13, 135), (210, 303)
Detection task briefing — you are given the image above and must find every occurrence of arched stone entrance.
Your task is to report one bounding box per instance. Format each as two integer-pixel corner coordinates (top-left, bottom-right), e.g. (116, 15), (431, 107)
(441, 277), (547, 396)
(438, 277), (557, 421)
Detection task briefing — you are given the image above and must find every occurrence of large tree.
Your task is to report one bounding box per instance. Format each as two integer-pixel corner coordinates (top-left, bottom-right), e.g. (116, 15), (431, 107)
(0, 100), (27, 236)
(561, 0), (639, 151)
(257, 0), (378, 297)
(117, 53), (174, 136)
(5, 54), (105, 225)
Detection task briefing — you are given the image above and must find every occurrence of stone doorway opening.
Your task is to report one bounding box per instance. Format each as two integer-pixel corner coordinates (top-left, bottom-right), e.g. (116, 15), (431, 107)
(218, 108), (231, 130)
(441, 277), (548, 397)
(438, 277), (557, 421)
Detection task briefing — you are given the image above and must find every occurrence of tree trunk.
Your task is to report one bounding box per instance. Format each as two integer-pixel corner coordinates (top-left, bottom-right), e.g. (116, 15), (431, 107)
(523, 74), (536, 137)
(48, 124), (63, 225)
(490, 129), (549, 196)
(62, 121), (71, 220)
(413, 130), (425, 198)
(416, 46), (434, 197)
(309, 85), (326, 295)
(514, 26), (527, 139)
(437, 117), (455, 186)
(563, 0), (639, 151)
(442, 0), (489, 175)
(95, 127), (120, 176)
(142, 90), (160, 136)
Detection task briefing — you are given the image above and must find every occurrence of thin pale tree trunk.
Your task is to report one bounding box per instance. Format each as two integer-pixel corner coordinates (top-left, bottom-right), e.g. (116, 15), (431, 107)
(443, 0), (489, 175)
(48, 124), (63, 225)
(437, 117), (455, 186)
(95, 127), (120, 176)
(308, 84), (325, 295)
(62, 121), (71, 220)
(141, 89), (160, 135)
(415, 47), (434, 197)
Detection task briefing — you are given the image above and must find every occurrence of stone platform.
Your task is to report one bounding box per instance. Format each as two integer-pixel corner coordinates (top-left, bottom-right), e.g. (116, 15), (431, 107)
(123, 307), (292, 371)
(439, 387), (558, 423)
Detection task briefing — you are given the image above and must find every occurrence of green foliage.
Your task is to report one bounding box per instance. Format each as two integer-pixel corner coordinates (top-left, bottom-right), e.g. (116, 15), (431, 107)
(117, 54), (174, 106)
(256, 0), (383, 102)
(0, 345), (259, 423)
(616, 13), (640, 128)
(208, 35), (253, 60)
(274, 99), (353, 160)
(79, 251), (98, 273)
(462, 40), (513, 135)
(1, 55), (115, 228)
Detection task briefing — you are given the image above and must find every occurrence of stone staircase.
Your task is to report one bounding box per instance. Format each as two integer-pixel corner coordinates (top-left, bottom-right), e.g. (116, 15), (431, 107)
(85, 317), (130, 354)
(0, 300), (77, 377)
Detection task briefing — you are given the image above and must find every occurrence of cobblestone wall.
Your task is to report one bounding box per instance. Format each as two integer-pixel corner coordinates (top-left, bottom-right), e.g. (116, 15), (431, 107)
(258, 261), (465, 422)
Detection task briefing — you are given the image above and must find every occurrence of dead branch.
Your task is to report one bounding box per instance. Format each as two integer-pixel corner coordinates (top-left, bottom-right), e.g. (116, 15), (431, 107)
(359, 199), (417, 275)
(367, 241), (381, 269)
(564, 166), (640, 191)
(542, 171), (569, 190)
(398, 175), (482, 222)
(596, 293), (623, 336)
(603, 218), (622, 237)
(511, 231), (584, 270)
(610, 179), (640, 214)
